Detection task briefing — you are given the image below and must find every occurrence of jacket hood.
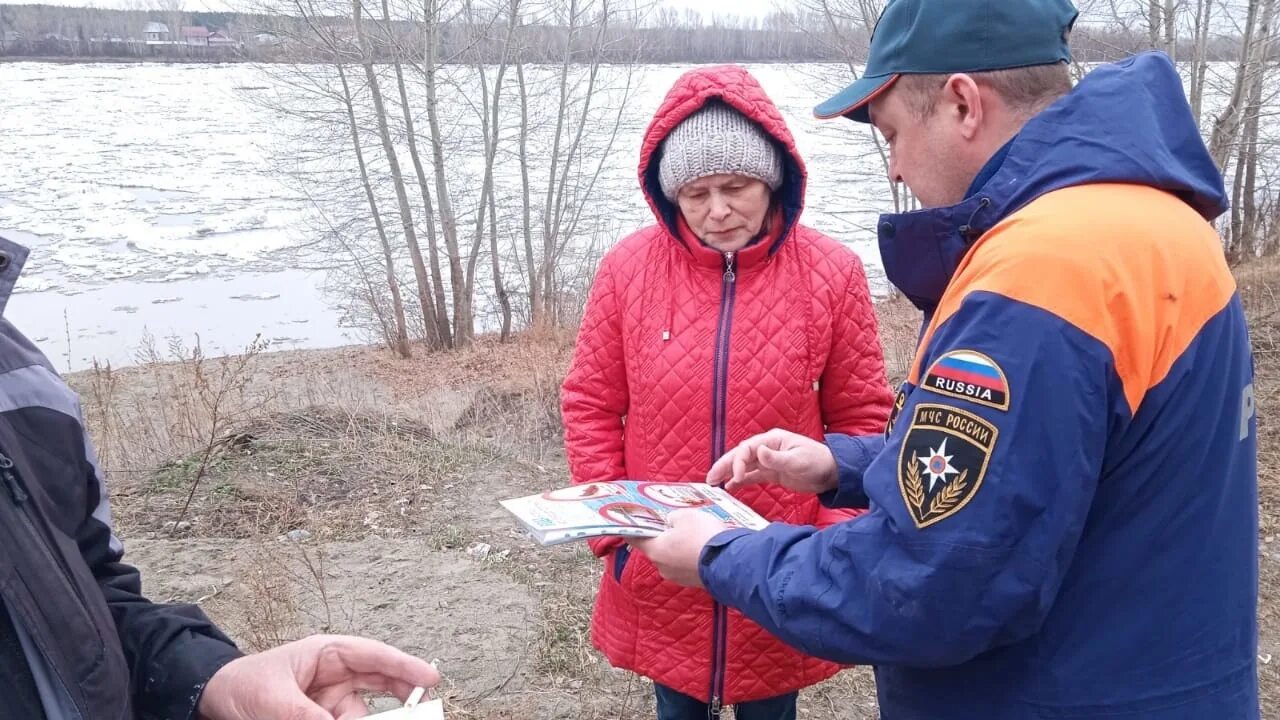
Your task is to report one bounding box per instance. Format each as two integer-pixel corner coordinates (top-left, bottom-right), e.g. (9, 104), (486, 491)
(637, 65), (807, 259)
(880, 51), (1229, 312)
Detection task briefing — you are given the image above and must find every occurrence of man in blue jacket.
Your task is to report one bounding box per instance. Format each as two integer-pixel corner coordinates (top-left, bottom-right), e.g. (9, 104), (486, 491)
(633, 1), (1261, 717)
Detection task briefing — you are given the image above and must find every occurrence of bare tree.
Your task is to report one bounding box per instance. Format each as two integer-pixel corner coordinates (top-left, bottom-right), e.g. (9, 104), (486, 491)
(1210, 0), (1264, 168)
(338, 63), (412, 358)
(234, 0), (424, 352)
(353, 0), (445, 349)
(1147, 0), (1163, 48)
(460, 0), (518, 341)
(500, 0), (638, 328)
(1232, 0), (1279, 260)
(381, 0), (454, 348)
(416, 0), (468, 346)
(536, 0), (582, 328)
(1189, 0), (1217, 122)
(514, 25), (539, 327)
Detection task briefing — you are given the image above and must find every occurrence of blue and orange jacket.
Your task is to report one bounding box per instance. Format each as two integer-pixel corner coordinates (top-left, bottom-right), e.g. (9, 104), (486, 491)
(698, 52), (1259, 718)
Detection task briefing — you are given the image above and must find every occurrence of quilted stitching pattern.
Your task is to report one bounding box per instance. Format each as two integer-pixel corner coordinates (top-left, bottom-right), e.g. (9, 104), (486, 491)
(561, 65), (894, 704)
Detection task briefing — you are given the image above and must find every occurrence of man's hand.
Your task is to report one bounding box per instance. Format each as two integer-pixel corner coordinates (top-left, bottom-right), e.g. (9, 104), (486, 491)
(198, 634), (440, 720)
(706, 428), (838, 495)
(630, 509), (732, 588)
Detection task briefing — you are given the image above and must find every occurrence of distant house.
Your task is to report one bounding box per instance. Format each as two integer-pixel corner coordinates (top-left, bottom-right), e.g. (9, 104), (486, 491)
(208, 30), (238, 46)
(181, 25), (211, 46)
(143, 22), (170, 43)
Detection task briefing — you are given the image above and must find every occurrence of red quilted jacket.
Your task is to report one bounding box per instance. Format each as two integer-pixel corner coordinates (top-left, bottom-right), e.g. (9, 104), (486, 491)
(560, 65), (893, 706)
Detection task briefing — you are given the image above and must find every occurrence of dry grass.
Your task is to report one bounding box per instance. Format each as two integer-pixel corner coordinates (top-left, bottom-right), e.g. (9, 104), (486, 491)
(74, 330), (648, 717)
(110, 407), (506, 541)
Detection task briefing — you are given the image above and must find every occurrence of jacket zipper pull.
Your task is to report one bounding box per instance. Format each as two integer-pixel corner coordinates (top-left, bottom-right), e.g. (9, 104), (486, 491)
(0, 452), (28, 505)
(710, 696), (723, 719)
(723, 251), (736, 283)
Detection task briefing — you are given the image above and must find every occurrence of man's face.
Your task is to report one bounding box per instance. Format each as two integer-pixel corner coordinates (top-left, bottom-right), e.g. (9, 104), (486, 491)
(676, 175), (772, 252)
(869, 83), (977, 210)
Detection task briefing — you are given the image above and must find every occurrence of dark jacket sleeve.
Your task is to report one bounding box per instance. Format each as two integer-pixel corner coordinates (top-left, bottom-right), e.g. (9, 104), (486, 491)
(74, 420), (243, 719)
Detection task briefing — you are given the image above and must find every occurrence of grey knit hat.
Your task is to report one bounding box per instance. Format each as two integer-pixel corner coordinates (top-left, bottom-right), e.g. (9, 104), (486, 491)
(658, 101), (784, 202)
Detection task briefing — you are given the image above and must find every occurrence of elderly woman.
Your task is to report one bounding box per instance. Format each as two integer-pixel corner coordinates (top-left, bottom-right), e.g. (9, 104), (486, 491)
(560, 65), (893, 720)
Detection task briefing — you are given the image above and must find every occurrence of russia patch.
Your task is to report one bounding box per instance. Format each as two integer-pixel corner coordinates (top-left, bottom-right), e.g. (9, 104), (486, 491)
(898, 403), (997, 528)
(922, 350), (1010, 410)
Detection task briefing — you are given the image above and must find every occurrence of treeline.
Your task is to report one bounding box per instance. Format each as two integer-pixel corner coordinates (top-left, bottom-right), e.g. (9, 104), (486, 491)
(0, 1), (1253, 64)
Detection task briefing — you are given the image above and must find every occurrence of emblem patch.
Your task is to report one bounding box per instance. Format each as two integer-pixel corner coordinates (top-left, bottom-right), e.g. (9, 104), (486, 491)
(884, 385), (908, 439)
(922, 350), (1010, 411)
(898, 403), (997, 528)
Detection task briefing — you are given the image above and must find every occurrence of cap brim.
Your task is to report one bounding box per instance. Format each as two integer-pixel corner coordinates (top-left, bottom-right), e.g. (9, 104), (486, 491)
(813, 73), (900, 123)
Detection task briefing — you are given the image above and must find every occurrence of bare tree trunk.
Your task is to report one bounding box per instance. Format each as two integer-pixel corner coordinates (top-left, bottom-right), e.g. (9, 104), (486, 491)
(384, 0), (453, 349)
(547, 23), (635, 281)
(1230, 131), (1249, 262)
(338, 63), (410, 358)
(540, 0), (579, 328)
(515, 54), (539, 328)
(464, 0), (517, 342)
(1189, 0), (1214, 124)
(353, 0), (443, 350)
(489, 161), (512, 340)
(1237, 14), (1271, 259)
(547, 6), (608, 306)
(1221, 0), (1278, 262)
(1239, 106), (1261, 259)
(1209, 0), (1263, 169)
(421, 0), (468, 347)
(1162, 0), (1176, 59)
(1148, 0), (1162, 48)
(460, 0), (498, 346)
(1266, 206), (1280, 257)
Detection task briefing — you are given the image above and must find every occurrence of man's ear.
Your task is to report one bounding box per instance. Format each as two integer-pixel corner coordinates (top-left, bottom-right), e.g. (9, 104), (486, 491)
(945, 73), (984, 141)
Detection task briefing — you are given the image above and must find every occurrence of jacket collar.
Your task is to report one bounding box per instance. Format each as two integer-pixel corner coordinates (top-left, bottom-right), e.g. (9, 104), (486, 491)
(878, 194), (996, 313)
(675, 204), (784, 271)
(877, 52), (1228, 314)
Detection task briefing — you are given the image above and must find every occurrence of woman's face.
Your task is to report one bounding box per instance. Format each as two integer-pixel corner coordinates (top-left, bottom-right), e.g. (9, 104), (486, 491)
(676, 174), (772, 253)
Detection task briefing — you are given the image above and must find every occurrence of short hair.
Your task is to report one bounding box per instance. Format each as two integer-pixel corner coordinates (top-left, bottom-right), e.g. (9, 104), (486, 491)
(896, 62), (1073, 119)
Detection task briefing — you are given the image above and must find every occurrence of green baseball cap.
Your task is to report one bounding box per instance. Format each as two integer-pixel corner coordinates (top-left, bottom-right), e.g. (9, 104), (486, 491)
(814, 0), (1079, 123)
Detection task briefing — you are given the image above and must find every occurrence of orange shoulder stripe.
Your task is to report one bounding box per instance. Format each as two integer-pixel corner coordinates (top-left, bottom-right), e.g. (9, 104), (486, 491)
(910, 184), (1236, 415)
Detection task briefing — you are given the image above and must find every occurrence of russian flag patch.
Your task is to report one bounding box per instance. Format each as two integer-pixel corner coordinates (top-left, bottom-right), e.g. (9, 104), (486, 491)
(922, 350), (1010, 411)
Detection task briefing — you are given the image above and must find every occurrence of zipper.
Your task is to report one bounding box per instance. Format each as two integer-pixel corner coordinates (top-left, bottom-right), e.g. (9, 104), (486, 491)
(710, 251), (737, 459)
(708, 603), (728, 718)
(707, 250), (737, 718)
(0, 450), (89, 596)
(0, 451), (28, 504)
(0, 448), (102, 689)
